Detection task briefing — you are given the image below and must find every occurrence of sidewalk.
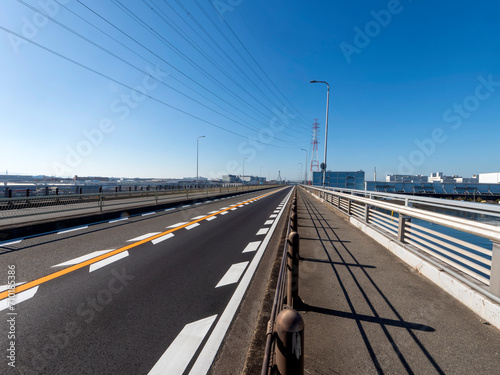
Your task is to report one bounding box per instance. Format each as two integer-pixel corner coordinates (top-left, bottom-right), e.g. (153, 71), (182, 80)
(297, 188), (500, 374)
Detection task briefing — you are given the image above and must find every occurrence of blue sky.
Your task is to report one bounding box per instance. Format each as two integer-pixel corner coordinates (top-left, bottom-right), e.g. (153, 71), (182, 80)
(1, 0), (499, 181)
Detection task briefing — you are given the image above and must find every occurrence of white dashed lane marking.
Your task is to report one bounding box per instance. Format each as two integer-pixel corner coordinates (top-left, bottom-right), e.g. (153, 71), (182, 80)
(256, 228), (269, 236)
(89, 251), (129, 273)
(264, 220), (274, 225)
(52, 249), (116, 267)
(152, 233), (175, 245)
(167, 222), (189, 228)
(147, 315), (217, 375)
(127, 233), (161, 242)
(215, 262), (249, 288)
(0, 286), (39, 312)
(242, 241), (261, 253)
(185, 223), (200, 230)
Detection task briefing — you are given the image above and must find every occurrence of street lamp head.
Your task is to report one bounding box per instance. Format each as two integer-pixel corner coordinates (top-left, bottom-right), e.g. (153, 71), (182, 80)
(310, 80), (317, 83)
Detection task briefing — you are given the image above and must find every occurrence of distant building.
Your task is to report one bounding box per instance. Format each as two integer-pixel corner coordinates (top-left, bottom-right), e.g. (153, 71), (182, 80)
(479, 172), (500, 184)
(222, 175), (241, 183)
(313, 170), (365, 190)
(386, 174), (428, 183)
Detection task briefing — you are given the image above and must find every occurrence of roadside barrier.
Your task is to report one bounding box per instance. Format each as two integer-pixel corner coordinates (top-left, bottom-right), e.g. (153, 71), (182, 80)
(261, 188), (304, 375)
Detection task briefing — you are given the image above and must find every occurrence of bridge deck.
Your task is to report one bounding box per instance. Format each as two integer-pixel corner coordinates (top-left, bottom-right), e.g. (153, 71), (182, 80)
(297, 188), (500, 374)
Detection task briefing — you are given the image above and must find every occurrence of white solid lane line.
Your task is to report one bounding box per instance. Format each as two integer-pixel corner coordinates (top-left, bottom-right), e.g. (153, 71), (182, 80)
(57, 226), (88, 235)
(206, 216), (217, 221)
(152, 233), (175, 245)
(256, 228), (269, 236)
(215, 262), (249, 288)
(52, 249), (116, 267)
(167, 222), (189, 228)
(189, 188), (293, 374)
(109, 218), (128, 224)
(142, 212), (156, 216)
(0, 240), (22, 247)
(264, 220), (274, 225)
(185, 223), (200, 230)
(89, 251), (129, 273)
(242, 241), (261, 253)
(148, 315), (217, 375)
(127, 233), (161, 242)
(0, 286), (39, 312)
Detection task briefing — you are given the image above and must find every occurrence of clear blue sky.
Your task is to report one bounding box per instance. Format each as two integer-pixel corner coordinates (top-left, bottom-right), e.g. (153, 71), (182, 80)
(1, 0), (499, 181)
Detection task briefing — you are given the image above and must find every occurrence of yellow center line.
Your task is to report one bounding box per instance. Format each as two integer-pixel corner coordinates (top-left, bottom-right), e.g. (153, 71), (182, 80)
(0, 187), (286, 301)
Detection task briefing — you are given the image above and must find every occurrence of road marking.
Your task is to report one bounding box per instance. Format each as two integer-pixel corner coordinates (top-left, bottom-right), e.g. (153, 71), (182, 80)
(220, 212), (228, 215)
(215, 262), (249, 288)
(109, 218), (128, 224)
(0, 286), (39, 312)
(142, 212), (156, 216)
(57, 226), (88, 235)
(242, 241), (261, 253)
(52, 249), (116, 267)
(0, 282), (25, 293)
(127, 233), (161, 242)
(0, 240), (22, 247)
(0, 188), (288, 301)
(256, 228), (269, 235)
(264, 220), (274, 225)
(148, 315), (217, 375)
(273, 210), (280, 214)
(89, 251), (129, 272)
(220, 207), (229, 210)
(185, 223), (200, 230)
(189, 187), (293, 374)
(230, 208), (237, 211)
(191, 215), (206, 220)
(206, 216), (217, 221)
(167, 222), (189, 228)
(152, 233), (175, 245)
(182, 205), (191, 208)
(164, 208), (175, 212)
(207, 211), (219, 214)
(269, 214), (277, 218)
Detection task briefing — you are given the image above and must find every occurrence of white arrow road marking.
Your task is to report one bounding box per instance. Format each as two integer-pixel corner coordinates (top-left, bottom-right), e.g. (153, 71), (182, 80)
(148, 315), (217, 375)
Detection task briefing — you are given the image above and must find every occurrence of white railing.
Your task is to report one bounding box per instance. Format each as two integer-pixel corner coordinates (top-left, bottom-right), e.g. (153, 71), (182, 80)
(303, 185), (500, 298)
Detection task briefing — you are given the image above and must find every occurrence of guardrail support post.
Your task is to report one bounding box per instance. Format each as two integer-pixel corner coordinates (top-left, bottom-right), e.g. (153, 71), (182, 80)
(275, 308), (304, 375)
(347, 199), (352, 215)
(364, 205), (370, 223)
(99, 193), (103, 214)
(397, 215), (410, 243)
(490, 242), (500, 296)
(287, 232), (300, 309)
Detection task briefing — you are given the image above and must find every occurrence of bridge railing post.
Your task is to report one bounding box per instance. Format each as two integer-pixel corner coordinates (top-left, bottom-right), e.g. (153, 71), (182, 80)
(364, 204), (370, 223)
(490, 242), (500, 297)
(347, 199), (352, 215)
(397, 215), (410, 243)
(275, 308), (304, 375)
(287, 232), (300, 309)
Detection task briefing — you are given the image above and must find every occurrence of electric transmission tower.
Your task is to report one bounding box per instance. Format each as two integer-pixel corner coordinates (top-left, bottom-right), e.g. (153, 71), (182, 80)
(310, 119), (320, 184)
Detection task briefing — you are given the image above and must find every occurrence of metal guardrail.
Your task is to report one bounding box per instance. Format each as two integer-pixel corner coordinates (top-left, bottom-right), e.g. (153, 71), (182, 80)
(304, 185), (500, 298)
(320, 185), (500, 219)
(0, 185), (277, 222)
(261, 187), (304, 375)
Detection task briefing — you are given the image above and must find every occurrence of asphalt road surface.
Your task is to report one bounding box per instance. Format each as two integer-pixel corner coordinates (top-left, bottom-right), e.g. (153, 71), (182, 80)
(0, 186), (292, 374)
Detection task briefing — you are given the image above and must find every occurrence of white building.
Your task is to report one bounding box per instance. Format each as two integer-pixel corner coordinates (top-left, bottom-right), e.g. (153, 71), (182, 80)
(479, 172), (500, 183)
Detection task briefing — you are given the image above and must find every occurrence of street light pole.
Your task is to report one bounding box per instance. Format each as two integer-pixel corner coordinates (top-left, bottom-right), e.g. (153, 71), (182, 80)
(301, 148), (308, 185)
(310, 80), (330, 188)
(196, 136), (205, 188)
